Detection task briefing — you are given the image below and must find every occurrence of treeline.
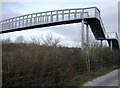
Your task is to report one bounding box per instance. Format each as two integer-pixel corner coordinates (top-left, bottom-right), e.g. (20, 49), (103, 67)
(2, 36), (120, 86)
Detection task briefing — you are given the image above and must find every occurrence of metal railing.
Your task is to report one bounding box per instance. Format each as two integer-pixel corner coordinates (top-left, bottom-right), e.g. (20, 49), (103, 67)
(0, 7), (103, 32)
(107, 32), (119, 40)
(107, 32), (120, 47)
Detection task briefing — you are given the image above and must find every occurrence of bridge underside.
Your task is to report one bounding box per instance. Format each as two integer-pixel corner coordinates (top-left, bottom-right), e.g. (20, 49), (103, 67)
(99, 38), (120, 50)
(107, 39), (120, 50)
(85, 18), (106, 39)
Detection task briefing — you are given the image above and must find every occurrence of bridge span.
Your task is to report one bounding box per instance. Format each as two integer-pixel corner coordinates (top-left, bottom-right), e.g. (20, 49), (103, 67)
(0, 7), (119, 50)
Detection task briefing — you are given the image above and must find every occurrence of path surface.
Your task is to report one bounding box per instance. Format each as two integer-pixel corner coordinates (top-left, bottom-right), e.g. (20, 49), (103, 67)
(81, 69), (119, 87)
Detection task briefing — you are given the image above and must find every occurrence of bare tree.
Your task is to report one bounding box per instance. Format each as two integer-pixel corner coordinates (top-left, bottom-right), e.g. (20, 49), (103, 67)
(30, 36), (41, 45)
(41, 34), (61, 46)
(15, 36), (24, 43)
(2, 38), (12, 44)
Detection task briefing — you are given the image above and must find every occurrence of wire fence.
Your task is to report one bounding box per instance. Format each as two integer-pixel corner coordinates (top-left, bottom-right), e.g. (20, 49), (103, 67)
(2, 60), (109, 86)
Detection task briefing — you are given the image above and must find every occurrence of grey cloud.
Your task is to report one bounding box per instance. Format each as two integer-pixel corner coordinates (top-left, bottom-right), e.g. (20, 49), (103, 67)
(97, 2), (118, 33)
(102, 8), (118, 32)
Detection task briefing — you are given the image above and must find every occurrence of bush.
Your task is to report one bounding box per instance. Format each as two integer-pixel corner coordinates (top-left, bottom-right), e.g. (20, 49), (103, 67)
(2, 37), (120, 86)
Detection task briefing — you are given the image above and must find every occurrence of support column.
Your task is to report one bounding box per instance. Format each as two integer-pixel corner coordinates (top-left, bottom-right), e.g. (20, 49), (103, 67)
(100, 40), (103, 48)
(81, 19), (84, 50)
(85, 23), (90, 72)
(100, 40), (103, 62)
(110, 40), (113, 50)
(86, 23), (89, 48)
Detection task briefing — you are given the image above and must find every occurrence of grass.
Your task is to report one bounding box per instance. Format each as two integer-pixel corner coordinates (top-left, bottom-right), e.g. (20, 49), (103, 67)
(66, 65), (119, 86)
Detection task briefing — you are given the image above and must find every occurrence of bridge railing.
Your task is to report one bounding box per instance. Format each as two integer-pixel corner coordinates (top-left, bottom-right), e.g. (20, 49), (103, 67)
(83, 7), (107, 38)
(107, 32), (120, 42)
(107, 32), (120, 48)
(94, 8), (107, 38)
(0, 9), (87, 31)
(0, 7), (105, 33)
(99, 16), (108, 38)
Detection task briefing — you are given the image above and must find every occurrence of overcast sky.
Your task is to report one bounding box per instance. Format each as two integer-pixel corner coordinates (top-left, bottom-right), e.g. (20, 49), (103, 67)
(0, 0), (119, 47)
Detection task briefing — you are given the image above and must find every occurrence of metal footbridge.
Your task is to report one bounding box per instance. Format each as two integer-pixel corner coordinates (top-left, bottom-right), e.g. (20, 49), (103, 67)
(0, 7), (119, 50)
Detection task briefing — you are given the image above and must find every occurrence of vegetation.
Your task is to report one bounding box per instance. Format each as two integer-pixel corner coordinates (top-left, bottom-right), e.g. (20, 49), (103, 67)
(2, 36), (120, 86)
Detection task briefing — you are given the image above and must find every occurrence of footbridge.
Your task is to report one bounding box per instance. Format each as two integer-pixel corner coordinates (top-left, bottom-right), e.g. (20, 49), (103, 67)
(0, 7), (119, 50)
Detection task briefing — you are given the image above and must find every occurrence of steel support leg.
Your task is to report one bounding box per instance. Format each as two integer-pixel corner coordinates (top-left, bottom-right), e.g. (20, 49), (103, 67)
(81, 19), (84, 50)
(86, 23), (89, 48)
(86, 23), (90, 72)
(100, 40), (103, 48)
(110, 40), (113, 50)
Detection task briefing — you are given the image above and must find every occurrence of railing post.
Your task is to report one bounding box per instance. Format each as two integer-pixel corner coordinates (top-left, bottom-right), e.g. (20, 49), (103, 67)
(18, 17), (20, 28)
(26, 16), (28, 26)
(4, 20), (6, 29)
(1, 22), (3, 31)
(8, 19), (10, 29)
(35, 14), (37, 25)
(51, 12), (53, 22)
(15, 18), (17, 28)
(12, 19), (13, 28)
(68, 10), (70, 20)
(30, 15), (32, 25)
(62, 10), (64, 20)
(56, 11), (58, 21)
(2, 21), (4, 30)
(22, 17), (24, 27)
(45, 13), (47, 23)
(95, 8), (97, 17)
(74, 9), (77, 19)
